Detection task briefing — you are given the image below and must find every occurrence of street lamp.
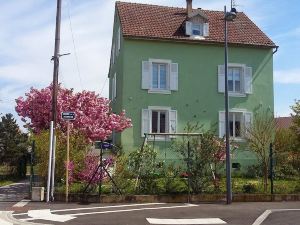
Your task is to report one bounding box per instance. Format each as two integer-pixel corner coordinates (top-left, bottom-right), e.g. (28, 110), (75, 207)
(224, 5), (237, 205)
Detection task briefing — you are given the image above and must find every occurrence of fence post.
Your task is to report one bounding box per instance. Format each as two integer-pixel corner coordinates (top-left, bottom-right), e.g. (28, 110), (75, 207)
(269, 143), (274, 196)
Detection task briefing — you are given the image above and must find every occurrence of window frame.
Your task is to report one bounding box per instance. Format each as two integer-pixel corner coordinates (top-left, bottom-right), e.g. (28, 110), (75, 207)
(192, 23), (203, 36)
(228, 63), (246, 97)
(151, 110), (168, 134)
(148, 59), (172, 94)
(111, 73), (117, 101)
(229, 111), (243, 139)
(219, 109), (251, 142)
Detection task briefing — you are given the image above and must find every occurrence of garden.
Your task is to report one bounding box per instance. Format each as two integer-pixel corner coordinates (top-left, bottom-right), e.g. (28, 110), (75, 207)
(1, 84), (299, 203)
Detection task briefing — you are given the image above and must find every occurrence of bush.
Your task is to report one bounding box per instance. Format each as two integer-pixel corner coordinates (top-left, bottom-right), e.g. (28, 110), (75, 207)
(128, 145), (163, 194)
(242, 183), (258, 193)
(275, 164), (298, 180)
(294, 183), (300, 193)
(244, 165), (262, 178)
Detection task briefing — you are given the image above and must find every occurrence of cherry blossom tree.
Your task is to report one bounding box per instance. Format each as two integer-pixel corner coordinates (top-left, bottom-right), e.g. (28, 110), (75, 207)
(15, 84), (132, 141)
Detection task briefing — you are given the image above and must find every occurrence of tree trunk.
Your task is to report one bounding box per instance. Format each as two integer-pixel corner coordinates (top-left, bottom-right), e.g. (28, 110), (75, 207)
(263, 162), (268, 192)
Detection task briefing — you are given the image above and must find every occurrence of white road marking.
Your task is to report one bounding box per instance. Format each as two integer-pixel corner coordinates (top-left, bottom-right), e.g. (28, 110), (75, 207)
(14, 202), (166, 216)
(28, 209), (76, 222)
(252, 209), (300, 225)
(2, 210), (52, 225)
(0, 213), (13, 225)
(21, 204), (197, 222)
(13, 199), (31, 207)
(66, 204), (197, 217)
(147, 218), (227, 224)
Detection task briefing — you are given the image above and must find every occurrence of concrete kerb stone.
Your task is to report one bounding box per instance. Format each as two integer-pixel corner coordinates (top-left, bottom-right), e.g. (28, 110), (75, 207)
(53, 193), (300, 203)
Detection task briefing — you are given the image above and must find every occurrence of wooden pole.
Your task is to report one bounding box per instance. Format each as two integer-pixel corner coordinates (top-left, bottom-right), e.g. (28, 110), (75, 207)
(66, 121), (70, 202)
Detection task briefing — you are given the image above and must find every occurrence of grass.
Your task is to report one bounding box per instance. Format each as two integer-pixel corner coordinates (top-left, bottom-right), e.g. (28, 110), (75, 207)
(53, 177), (300, 195)
(0, 180), (14, 187)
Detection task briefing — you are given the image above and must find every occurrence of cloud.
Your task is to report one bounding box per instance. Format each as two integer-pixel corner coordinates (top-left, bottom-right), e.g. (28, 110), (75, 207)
(274, 69), (300, 84)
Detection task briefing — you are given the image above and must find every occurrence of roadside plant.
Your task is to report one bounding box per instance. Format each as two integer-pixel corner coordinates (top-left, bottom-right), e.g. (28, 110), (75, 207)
(244, 109), (276, 192)
(77, 155), (114, 185)
(173, 122), (231, 193)
(128, 145), (163, 194)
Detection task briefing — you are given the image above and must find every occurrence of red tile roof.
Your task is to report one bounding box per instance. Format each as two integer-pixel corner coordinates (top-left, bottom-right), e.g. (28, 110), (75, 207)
(275, 117), (293, 129)
(116, 1), (276, 48)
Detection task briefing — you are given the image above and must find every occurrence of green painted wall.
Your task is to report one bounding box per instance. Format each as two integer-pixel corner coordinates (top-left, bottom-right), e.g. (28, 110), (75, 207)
(109, 34), (274, 171)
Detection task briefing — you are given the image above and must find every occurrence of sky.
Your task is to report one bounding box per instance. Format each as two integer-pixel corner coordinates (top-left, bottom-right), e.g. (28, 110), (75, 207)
(0, 0), (299, 126)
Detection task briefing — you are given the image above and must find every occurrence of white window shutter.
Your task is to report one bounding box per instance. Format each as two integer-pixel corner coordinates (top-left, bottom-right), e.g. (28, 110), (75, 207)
(203, 23), (209, 36)
(244, 66), (253, 94)
(141, 109), (150, 137)
(185, 21), (192, 36)
(142, 61), (151, 89)
(244, 112), (252, 137)
(170, 63), (178, 91)
(169, 110), (177, 134)
(219, 111), (225, 138)
(218, 65), (225, 93)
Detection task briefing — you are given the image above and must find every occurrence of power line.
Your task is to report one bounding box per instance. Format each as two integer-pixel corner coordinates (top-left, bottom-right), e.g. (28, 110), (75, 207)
(67, 0), (84, 91)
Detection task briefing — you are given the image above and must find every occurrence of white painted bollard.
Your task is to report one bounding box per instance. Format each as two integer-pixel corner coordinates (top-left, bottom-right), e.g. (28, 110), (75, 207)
(31, 187), (45, 201)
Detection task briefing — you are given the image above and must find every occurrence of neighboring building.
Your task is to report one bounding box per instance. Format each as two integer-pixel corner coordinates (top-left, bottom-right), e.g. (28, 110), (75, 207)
(108, 1), (277, 169)
(275, 116), (293, 130)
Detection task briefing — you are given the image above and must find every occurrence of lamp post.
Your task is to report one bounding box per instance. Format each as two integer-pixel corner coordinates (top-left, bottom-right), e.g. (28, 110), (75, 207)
(224, 5), (237, 205)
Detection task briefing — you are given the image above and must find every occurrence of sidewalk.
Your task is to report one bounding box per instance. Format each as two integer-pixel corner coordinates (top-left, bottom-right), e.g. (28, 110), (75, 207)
(0, 180), (29, 202)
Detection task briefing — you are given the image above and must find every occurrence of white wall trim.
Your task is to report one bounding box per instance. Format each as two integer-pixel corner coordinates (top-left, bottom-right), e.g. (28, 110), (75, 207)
(149, 58), (172, 64)
(148, 106), (172, 111)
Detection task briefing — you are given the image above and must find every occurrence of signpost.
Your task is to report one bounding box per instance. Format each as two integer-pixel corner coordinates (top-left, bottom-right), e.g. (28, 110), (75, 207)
(62, 112), (75, 202)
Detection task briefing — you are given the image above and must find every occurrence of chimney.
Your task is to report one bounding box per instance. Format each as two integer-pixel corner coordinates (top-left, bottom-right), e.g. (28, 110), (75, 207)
(186, 0), (192, 16)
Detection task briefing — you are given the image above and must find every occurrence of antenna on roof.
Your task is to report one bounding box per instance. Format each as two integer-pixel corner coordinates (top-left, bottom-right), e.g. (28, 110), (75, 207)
(231, 0), (235, 9)
(231, 0), (241, 10)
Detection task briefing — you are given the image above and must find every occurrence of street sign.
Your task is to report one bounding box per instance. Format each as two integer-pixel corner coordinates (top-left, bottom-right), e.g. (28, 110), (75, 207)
(95, 141), (113, 150)
(61, 112), (75, 120)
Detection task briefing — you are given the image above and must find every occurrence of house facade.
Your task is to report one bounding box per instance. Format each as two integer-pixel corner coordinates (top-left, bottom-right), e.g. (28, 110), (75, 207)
(108, 1), (277, 169)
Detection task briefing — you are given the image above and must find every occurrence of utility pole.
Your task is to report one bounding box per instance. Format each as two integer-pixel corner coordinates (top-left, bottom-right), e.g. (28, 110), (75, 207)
(47, 0), (62, 202)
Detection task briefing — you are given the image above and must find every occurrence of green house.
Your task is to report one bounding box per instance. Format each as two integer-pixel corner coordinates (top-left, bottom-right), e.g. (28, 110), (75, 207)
(108, 1), (277, 169)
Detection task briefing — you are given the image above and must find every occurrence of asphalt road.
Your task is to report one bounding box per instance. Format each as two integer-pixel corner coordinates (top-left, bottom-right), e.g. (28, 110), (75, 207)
(0, 181), (29, 202)
(0, 201), (299, 225)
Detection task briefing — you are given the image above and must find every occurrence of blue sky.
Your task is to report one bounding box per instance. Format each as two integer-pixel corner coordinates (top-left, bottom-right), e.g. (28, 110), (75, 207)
(0, 0), (299, 125)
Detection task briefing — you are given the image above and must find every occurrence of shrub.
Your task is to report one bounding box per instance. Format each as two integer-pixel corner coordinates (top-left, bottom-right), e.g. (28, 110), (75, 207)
(294, 183), (300, 193)
(242, 183), (257, 193)
(244, 165), (262, 178)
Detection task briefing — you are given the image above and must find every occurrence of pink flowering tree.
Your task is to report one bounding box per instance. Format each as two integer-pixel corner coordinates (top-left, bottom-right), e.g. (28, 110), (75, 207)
(77, 156), (114, 185)
(15, 84), (132, 142)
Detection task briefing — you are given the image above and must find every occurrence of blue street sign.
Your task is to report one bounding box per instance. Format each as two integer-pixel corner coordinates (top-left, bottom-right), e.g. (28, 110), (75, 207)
(62, 112), (76, 120)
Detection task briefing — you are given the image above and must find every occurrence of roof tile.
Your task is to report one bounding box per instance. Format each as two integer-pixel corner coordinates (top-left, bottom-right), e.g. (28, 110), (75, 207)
(116, 1), (276, 48)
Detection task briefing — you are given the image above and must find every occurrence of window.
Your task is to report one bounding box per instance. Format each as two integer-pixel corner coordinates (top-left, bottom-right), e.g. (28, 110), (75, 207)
(142, 59), (178, 93)
(117, 27), (121, 53)
(141, 107), (177, 137)
(229, 112), (242, 138)
(152, 63), (167, 90)
(185, 21), (209, 37)
(111, 44), (115, 65)
(218, 64), (253, 96)
(219, 110), (252, 140)
(192, 23), (202, 36)
(111, 73), (116, 100)
(228, 67), (242, 93)
(151, 110), (167, 133)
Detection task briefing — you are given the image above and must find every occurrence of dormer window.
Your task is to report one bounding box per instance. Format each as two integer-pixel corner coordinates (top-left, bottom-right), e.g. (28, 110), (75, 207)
(192, 23), (202, 36)
(185, 21), (209, 37)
